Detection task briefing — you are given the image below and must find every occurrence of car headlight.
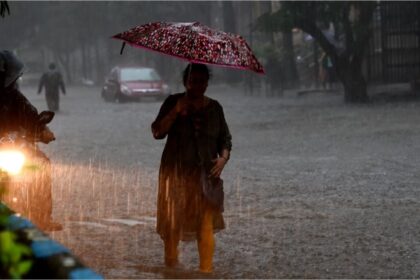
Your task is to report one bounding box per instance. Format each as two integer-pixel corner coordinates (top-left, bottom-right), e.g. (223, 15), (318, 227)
(120, 85), (132, 95)
(0, 150), (25, 175)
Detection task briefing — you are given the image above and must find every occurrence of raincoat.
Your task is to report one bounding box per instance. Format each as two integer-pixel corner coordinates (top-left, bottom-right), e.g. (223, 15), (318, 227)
(152, 92), (232, 241)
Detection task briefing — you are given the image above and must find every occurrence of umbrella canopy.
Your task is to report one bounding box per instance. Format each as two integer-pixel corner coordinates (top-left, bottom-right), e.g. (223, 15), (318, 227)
(112, 22), (264, 74)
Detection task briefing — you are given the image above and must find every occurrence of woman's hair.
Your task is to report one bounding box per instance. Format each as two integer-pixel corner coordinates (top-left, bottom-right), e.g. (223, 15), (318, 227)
(182, 63), (211, 86)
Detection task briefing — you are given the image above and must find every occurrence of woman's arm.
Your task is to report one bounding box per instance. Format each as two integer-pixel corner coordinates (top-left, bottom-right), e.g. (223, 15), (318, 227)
(219, 148), (230, 162)
(151, 105), (178, 139)
(217, 102), (232, 153)
(151, 94), (188, 139)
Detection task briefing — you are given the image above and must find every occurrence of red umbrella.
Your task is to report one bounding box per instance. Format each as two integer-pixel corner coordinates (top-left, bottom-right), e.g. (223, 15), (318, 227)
(112, 22), (264, 74)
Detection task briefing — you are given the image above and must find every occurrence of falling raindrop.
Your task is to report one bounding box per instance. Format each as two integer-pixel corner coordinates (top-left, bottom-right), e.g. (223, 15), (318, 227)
(97, 200), (100, 219)
(128, 191), (132, 216)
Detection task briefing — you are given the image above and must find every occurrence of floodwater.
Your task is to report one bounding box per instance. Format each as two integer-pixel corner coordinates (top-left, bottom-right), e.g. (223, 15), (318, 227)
(17, 82), (420, 278)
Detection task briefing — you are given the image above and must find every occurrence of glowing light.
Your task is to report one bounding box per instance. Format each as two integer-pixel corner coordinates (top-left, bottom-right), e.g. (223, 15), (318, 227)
(12, 197), (17, 202)
(0, 150), (25, 175)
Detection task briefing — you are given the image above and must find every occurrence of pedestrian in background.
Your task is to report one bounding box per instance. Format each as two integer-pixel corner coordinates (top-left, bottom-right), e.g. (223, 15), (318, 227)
(265, 50), (284, 97)
(319, 52), (335, 90)
(38, 62), (66, 112)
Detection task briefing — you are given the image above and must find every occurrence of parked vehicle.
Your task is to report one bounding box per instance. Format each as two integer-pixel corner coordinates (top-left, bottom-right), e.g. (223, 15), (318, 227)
(101, 66), (171, 102)
(0, 111), (62, 231)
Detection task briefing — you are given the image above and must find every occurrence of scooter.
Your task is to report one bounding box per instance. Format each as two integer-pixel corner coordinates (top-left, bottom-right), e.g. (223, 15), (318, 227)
(0, 111), (62, 231)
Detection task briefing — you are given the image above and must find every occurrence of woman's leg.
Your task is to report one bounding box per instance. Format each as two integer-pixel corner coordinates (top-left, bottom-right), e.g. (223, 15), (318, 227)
(164, 230), (180, 267)
(198, 206), (215, 273)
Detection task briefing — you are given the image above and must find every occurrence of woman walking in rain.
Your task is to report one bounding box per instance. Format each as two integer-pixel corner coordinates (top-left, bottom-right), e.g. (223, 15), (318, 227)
(151, 63), (232, 273)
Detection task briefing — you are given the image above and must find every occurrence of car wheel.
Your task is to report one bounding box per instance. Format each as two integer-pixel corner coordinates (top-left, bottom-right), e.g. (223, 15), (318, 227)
(114, 93), (124, 103)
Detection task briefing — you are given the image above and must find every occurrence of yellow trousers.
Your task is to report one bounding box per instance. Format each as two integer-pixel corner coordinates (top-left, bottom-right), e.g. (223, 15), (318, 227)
(164, 207), (215, 272)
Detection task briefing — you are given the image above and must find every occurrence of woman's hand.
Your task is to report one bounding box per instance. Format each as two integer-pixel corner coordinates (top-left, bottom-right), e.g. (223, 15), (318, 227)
(39, 126), (56, 143)
(175, 96), (190, 115)
(210, 157), (228, 178)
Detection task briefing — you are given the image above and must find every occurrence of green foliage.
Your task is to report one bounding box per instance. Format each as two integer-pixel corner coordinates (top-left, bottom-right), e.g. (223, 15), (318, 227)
(256, 1), (377, 55)
(256, 1), (377, 102)
(0, 173), (33, 279)
(0, 231), (32, 279)
(256, 2), (354, 32)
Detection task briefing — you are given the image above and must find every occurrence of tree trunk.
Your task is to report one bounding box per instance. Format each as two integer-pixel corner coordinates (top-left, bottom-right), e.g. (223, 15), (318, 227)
(222, 1), (241, 84)
(94, 40), (103, 85)
(343, 74), (368, 103)
(282, 29), (299, 88)
(223, 1), (236, 33)
(81, 43), (87, 80)
(313, 42), (320, 89)
(55, 51), (72, 85)
(337, 59), (369, 103)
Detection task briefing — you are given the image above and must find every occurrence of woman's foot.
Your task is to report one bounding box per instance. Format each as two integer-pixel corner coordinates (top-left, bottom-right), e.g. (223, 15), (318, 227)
(199, 265), (213, 274)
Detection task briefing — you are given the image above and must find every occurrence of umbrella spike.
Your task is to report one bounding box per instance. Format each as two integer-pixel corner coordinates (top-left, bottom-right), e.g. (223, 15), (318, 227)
(120, 42), (126, 55)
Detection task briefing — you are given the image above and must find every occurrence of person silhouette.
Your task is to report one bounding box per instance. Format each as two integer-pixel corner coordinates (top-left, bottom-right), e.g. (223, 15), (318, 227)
(151, 63), (232, 273)
(38, 63), (66, 112)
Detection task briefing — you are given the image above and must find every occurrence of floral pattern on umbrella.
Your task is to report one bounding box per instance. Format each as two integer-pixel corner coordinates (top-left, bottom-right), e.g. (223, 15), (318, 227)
(112, 22), (264, 74)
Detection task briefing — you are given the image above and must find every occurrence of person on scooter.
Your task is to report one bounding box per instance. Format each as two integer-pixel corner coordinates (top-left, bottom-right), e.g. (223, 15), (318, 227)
(0, 50), (62, 231)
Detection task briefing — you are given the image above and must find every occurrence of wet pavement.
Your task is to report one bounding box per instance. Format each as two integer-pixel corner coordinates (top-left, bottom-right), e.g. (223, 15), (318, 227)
(15, 83), (420, 278)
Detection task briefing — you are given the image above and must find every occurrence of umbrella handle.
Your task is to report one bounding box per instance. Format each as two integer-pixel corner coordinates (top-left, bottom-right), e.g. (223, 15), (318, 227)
(120, 42), (126, 55)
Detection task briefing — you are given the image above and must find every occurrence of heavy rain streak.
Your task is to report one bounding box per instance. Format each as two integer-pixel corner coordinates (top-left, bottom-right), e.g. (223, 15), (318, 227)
(1, 1), (420, 279)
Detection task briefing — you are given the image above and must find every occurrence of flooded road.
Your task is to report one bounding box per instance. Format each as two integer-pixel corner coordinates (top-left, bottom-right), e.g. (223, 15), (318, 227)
(19, 83), (420, 278)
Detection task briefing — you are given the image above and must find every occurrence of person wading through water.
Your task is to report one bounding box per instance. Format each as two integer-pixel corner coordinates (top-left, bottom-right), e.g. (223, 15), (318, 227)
(37, 62), (66, 112)
(151, 63), (232, 273)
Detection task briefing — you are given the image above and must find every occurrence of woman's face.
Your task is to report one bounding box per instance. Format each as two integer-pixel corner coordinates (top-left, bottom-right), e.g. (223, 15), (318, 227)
(185, 71), (208, 98)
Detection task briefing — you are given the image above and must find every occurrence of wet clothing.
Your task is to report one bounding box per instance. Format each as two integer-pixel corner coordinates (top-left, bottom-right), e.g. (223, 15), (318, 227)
(0, 87), (41, 137)
(152, 92), (232, 241)
(38, 70), (66, 111)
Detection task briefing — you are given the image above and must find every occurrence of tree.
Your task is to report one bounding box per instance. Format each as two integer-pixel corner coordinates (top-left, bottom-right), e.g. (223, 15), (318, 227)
(257, 1), (377, 103)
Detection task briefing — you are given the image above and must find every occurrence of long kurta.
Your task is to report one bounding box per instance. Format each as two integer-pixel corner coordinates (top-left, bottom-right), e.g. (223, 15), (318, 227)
(152, 92), (232, 241)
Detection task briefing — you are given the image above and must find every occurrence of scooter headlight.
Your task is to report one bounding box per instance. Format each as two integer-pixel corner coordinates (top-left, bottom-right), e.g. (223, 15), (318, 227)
(0, 150), (25, 175)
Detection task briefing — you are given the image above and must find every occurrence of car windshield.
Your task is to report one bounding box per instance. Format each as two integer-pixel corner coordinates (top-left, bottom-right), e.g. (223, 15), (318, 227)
(120, 68), (161, 82)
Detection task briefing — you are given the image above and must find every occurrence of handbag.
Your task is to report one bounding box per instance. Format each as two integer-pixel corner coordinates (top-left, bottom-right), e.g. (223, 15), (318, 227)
(201, 168), (224, 212)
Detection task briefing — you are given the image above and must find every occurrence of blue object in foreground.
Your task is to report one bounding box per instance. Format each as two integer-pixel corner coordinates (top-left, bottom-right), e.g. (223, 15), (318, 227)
(69, 268), (104, 280)
(7, 214), (35, 230)
(2, 203), (103, 279)
(31, 239), (70, 258)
